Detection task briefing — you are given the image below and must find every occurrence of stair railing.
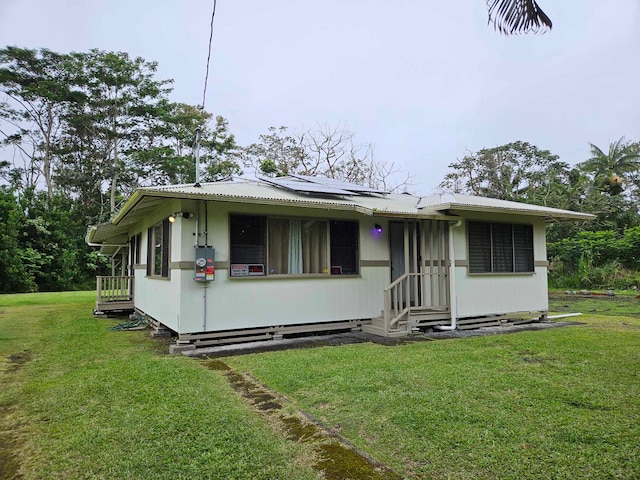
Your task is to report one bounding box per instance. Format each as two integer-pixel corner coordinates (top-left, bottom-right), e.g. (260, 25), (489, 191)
(384, 272), (411, 330)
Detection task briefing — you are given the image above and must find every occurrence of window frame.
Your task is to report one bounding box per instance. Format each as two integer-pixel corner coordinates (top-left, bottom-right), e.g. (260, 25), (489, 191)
(228, 214), (359, 278)
(467, 220), (534, 274)
(146, 219), (170, 278)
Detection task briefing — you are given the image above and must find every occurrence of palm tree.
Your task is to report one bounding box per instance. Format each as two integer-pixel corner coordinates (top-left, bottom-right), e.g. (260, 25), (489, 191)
(580, 137), (640, 194)
(487, 0), (552, 35)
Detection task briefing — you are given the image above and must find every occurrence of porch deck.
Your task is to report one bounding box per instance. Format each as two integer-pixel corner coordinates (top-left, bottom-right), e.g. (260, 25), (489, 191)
(95, 276), (134, 314)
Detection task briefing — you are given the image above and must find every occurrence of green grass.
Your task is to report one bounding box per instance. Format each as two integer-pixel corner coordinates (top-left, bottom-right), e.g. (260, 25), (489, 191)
(2, 291), (639, 479)
(228, 309), (640, 478)
(0, 292), (318, 480)
(549, 288), (640, 317)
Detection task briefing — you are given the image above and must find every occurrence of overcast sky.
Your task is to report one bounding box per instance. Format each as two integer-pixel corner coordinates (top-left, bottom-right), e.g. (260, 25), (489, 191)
(1, 0), (638, 193)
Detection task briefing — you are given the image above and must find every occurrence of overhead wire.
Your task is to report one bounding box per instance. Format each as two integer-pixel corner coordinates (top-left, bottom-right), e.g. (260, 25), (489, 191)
(201, 0), (217, 110)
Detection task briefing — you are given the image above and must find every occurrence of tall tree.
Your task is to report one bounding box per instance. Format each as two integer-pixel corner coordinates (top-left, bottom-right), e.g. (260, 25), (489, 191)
(579, 137), (640, 195)
(440, 141), (569, 205)
(132, 104), (241, 186)
(0, 47), (80, 197)
(63, 49), (174, 214)
(243, 125), (413, 192)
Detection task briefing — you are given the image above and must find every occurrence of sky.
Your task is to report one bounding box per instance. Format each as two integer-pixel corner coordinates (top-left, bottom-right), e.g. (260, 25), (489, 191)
(1, 0), (638, 194)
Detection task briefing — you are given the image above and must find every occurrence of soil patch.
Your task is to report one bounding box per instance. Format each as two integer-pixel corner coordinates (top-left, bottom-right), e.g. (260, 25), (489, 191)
(6, 351), (32, 373)
(549, 291), (640, 317)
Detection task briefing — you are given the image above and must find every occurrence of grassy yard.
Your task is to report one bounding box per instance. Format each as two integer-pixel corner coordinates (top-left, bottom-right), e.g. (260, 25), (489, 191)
(1, 291), (639, 479)
(227, 300), (640, 479)
(0, 292), (318, 480)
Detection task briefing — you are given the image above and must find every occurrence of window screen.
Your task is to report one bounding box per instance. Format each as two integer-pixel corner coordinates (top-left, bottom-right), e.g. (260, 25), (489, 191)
(468, 221), (533, 273)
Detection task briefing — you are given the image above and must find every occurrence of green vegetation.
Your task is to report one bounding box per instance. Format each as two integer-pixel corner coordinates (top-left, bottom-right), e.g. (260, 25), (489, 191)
(0, 292), (317, 480)
(228, 309), (640, 479)
(549, 289), (640, 317)
(2, 291), (639, 479)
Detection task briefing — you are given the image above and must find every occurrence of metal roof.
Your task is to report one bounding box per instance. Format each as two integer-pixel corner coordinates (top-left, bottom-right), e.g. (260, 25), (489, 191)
(87, 177), (594, 253)
(416, 193), (595, 222)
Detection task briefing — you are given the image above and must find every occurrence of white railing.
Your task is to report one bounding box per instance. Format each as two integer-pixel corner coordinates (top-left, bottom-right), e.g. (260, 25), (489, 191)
(384, 271), (449, 331)
(96, 276), (134, 304)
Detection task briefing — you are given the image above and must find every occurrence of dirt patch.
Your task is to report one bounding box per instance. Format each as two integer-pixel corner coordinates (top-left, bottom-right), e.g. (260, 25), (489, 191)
(0, 430), (21, 480)
(200, 358), (401, 479)
(549, 291), (640, 317)
(6, 351), (32, 373)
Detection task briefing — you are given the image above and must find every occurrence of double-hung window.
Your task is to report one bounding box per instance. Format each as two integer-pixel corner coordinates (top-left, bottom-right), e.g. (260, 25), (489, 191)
(467, 221), (533, 273)
(229, 215), (358, 277)
(146, 219), (170, 278)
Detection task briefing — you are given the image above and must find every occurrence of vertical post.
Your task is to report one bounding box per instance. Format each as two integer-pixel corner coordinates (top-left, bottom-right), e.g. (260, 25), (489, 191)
(412, 220), (419, 309)
(194, 128), (201, 187)
(403, 222), (409, 308)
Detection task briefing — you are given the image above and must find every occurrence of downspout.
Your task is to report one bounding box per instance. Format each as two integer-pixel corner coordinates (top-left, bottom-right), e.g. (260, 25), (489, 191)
(436, 220), (463, 331)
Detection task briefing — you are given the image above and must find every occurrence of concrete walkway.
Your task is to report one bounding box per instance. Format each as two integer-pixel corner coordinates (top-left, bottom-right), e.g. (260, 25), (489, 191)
(182, 320), (583, 358)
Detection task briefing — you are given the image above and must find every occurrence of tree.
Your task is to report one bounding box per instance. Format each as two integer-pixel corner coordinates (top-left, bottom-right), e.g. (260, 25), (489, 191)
(579, 137), (640, 195)
(131, 105), (241, 186)
(242, 125), (413, 192)
(0, 47), (81, 197)
(440, 141), (569, 205)
(0, 186), (35, 292)
(486, 0), (552, 35)
(64, 49), (174, 214)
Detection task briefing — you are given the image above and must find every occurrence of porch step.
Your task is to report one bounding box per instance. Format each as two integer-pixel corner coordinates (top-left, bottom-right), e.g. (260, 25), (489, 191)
(362, 323), (408, 338)
(370, 316), (387, 329)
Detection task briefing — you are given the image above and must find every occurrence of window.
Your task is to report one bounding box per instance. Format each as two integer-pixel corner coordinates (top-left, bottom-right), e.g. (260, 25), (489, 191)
(330, 220), (359, 275)
(229, 215), (266, 276)
(146, 220), (170, 277)
(268, 218), (328, 274)
(130, 233), (141, 266)
(468, 221), (533, 273)
(229, 215), (358, 277)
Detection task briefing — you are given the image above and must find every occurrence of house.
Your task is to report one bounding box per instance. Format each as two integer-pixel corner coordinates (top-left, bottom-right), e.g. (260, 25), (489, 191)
(86, 175), (593, 350)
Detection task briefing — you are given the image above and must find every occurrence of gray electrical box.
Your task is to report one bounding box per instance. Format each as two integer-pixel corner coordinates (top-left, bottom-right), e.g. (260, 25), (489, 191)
(194, 246), (215, 282)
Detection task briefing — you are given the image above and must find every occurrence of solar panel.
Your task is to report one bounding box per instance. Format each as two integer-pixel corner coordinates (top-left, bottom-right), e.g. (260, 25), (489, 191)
(259, 176), (354, 195)
(289, 174), (387, 194)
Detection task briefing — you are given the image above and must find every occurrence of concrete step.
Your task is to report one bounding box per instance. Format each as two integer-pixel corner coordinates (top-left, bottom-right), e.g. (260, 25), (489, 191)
(362, 323), (408, 338)
(370, 316), (386, 328)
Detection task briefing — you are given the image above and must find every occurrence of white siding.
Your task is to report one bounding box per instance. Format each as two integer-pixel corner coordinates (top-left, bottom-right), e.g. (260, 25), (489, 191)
(134, 199), (391, 334)
(451, 213), (549, 318)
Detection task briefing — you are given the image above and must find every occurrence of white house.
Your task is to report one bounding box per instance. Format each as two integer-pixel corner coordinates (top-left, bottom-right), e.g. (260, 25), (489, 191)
(86, 175), (593, 349)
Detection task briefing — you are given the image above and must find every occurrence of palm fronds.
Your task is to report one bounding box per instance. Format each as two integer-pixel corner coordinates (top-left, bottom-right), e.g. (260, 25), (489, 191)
(487, 0), (552, 35)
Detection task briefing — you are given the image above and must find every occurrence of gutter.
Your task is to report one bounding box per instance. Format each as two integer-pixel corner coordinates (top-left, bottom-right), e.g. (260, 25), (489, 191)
(436, 220), (464, 331)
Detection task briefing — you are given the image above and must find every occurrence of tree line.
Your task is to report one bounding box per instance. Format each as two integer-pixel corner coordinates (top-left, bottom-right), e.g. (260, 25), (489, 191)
(1, 47), (638, 292)
(440, 139), (640, 288)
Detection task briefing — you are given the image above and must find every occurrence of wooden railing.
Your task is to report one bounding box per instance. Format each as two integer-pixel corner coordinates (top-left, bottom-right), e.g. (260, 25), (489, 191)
(384, 271), (449, 331)
(96, 276), (134, 303)
(384, 273), (411, 329)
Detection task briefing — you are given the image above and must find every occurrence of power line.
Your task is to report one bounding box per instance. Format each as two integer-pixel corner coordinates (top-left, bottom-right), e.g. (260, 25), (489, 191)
(201, 0), (217, 110)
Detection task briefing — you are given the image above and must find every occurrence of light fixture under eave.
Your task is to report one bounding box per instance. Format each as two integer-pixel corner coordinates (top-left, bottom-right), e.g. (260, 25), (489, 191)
(169, 212), (193, 223)
(374, 224), (383, 233)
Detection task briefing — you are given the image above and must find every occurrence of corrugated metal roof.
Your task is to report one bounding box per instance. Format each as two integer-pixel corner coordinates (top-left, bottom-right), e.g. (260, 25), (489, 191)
(111, 178), (446, 223)
(417, 193), (595, 222)
(89, 178), (594, 253)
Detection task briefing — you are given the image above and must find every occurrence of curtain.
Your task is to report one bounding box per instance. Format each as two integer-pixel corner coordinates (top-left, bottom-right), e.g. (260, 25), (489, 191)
(288, 219), (303, 274)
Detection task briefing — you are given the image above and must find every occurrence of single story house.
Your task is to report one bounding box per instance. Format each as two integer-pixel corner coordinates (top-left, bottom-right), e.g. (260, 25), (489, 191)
(86, 175), (593, 348)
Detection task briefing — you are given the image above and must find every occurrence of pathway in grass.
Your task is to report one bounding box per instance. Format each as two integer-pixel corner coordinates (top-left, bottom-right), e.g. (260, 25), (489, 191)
(201, 358), (401, 480)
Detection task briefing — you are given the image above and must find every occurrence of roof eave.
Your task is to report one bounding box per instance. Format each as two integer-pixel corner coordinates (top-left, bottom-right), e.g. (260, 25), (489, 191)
(432, 203), (595, 223)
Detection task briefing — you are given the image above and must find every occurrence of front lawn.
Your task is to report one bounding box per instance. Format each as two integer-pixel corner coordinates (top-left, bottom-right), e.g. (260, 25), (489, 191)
(2, 291), (638, 479)
(0, 292), (318, 480)
(227, 311), (640, 479)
